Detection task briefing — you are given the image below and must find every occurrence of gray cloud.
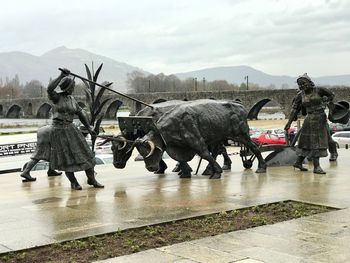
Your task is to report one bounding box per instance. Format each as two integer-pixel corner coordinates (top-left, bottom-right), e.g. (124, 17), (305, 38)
(0, 0), (349, 76)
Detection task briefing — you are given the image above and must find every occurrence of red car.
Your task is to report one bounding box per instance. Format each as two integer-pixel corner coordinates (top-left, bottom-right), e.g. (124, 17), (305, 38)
(251, 133), (286, 145)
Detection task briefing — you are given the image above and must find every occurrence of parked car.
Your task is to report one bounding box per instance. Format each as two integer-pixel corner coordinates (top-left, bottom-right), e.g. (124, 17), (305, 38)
(329, 122), (350, 134)
(249, 127), (263, 136)
(94, 154), (114, 165)
(86, 137), (112, 154)
(22, 154), (114, 172)
(266, 128), (286, 138)
(251, 133), (286, 145)
(331, 131), (350, 148)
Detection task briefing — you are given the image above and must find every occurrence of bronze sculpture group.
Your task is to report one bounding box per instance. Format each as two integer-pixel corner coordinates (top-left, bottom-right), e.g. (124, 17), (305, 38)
(20, 68), (348, 189)
(111, 99), (267, 179)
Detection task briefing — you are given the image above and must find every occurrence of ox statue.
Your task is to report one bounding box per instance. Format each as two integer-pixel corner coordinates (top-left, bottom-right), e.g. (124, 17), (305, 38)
(133, 99), (267, 179)
(111, 100), (232, 175)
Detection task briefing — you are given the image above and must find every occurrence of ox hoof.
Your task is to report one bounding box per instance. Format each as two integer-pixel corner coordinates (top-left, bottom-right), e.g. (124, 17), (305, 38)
(202, 168), (213, 176)
(255, 167), (266, 173)
(179, 173), (191, 178)
(209, 173), (221, 179)
(222, 164), (231, 170)
(154, 170), (165, 174)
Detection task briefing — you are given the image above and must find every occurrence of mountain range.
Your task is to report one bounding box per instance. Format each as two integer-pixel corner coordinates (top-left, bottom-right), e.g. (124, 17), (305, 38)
(0, 46), (145, 92)
(176, 66), (350, 88)
(0, 46), (349, 92)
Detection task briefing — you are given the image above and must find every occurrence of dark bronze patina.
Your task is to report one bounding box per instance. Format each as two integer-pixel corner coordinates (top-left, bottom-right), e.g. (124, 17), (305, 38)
(21, 69), (104, 190)
(284, 73), (337, 174)
(125, 99), (267, 179)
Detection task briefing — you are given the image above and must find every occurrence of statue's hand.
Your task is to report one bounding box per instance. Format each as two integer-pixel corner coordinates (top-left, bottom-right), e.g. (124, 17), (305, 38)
(322, 96), (329, 103)
(60, 68), (71, 76)
(284, 123), (291, 131)
(328, 101), (335, 111)
(88, 126), (96, 137)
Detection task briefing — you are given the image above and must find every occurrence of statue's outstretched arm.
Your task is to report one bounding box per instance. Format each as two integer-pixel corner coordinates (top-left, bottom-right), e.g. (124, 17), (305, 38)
(47, 69), (69, 103)
(284, 93), (302, 130)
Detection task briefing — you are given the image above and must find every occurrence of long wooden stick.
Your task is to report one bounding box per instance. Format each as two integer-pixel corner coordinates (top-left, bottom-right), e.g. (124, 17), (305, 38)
(58, 68), (154, 109)
(195, 157), (203, 175)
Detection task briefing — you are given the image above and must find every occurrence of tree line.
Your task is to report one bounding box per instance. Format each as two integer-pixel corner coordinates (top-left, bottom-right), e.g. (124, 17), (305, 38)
(126, 71), (265, 93)
(0, 75), (87, 99)
(0, 71), (290, 99)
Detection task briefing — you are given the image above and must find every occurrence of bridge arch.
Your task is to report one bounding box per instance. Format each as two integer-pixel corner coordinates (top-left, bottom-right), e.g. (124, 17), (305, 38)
(6, 104), (22, 118)
(105, 100), (123, 119)
(26, 103), (33, 116)
(247, 98), (285, 120)
(36, 103), (52, 119)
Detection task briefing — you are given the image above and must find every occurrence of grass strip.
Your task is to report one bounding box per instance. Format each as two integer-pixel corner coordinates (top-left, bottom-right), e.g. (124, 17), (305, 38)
(0, 200), (337, 263)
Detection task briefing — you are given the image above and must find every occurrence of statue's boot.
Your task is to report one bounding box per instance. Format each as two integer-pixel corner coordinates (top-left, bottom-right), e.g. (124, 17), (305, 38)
(20, 159), (37, 182)
(293, 156), (308, 171)
(313, 158), (326, 174)
(86, 168), (104, 188)
(329, 140), (338, 161)
(65, 172), (82, 190)
(47, 169), (62, 177)
(329, 153), (338, 162)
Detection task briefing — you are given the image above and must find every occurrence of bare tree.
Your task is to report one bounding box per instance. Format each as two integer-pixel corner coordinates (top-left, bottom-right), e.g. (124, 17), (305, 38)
(22, 80), (43, 98)
(127, 71), (146, 93)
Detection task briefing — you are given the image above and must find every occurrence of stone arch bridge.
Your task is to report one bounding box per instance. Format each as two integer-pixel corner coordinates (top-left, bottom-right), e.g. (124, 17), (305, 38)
(0, 87), (349, 119)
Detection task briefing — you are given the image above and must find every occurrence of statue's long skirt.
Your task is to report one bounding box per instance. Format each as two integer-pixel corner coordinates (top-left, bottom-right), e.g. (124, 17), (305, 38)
(31, 125), (52, 162)
(48, 121), (95, 172)
(296, 112), (328, 158)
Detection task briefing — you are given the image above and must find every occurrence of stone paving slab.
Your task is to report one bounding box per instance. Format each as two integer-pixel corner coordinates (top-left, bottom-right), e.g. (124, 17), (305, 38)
(1, 147), (350, 262)
(157, 242), (247, 262)
(96, 208), (350, 263)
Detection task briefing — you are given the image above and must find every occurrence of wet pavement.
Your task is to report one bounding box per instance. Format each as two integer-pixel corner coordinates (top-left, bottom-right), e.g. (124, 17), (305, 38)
(1, 147), (350, 262)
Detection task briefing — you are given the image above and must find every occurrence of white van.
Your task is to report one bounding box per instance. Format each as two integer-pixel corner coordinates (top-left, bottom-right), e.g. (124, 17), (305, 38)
(331, 131), (350, 148)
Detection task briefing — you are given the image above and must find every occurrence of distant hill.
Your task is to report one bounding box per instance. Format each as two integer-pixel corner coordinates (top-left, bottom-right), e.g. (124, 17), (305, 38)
(1, 48), (350, 91)
(0, 46), (146, 92)
(176, 66), (350, 88)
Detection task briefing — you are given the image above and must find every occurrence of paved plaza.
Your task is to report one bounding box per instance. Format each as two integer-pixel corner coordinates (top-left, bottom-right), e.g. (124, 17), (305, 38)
(0, 147), (350, 262)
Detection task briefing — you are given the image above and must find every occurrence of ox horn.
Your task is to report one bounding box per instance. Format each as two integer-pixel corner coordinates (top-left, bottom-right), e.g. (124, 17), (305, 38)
(97, 135), (133, 144)
(145, 140), (156, 159)
(118, 138), (128, 150)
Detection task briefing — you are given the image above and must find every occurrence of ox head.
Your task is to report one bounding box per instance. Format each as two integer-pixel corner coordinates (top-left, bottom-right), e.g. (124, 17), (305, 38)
(111, 135), (135, 168)
(100, 133), (135, 169)
(134, 131), (166, 172)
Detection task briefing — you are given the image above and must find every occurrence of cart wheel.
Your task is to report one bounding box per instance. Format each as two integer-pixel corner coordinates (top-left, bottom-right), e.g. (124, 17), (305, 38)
(243, 160), (253, 169)
(240, 149), (248, 157)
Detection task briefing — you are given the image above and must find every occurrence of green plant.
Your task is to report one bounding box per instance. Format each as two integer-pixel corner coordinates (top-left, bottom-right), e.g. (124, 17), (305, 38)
(144, 226), (163, 237)
(82, 63), (113, 152)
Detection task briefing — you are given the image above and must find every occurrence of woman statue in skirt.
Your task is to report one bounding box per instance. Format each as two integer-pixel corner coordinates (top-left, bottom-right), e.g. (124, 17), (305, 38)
(284, 73), (334, 174)
(43, 68), (104, 190)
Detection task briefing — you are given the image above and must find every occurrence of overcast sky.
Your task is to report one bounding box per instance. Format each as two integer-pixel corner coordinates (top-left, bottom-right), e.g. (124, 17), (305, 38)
(0, 0), (349, 76)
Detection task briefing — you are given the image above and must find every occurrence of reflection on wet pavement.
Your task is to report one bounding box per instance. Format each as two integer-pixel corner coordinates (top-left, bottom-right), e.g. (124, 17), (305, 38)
(0, 147), (350, 262)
